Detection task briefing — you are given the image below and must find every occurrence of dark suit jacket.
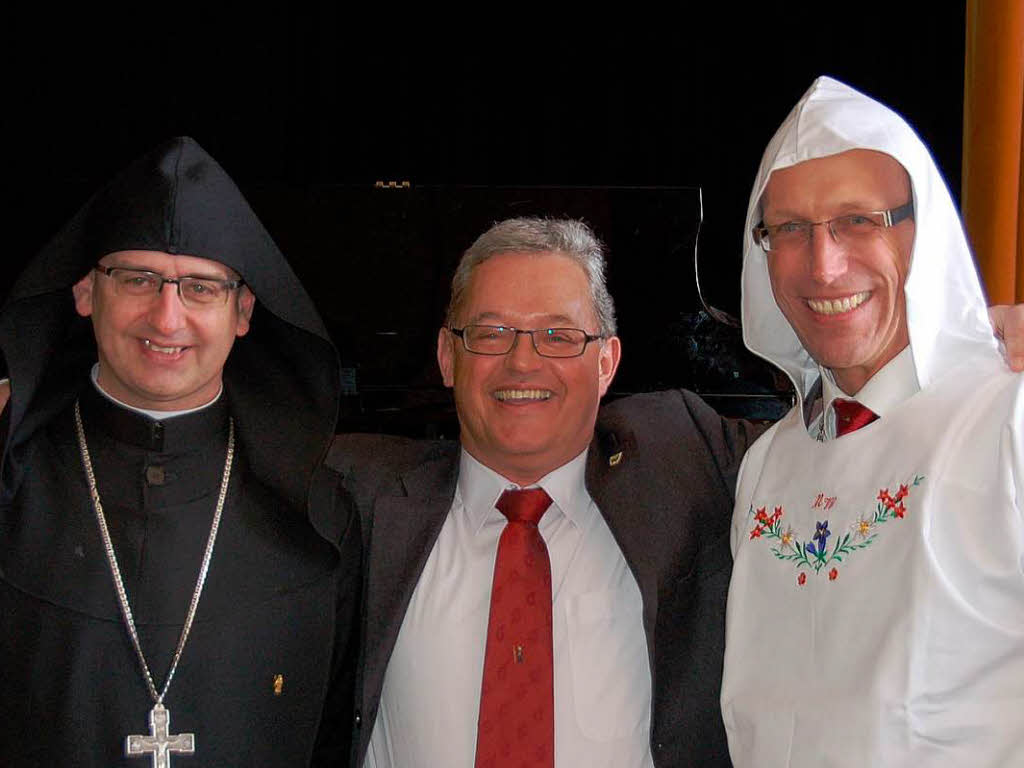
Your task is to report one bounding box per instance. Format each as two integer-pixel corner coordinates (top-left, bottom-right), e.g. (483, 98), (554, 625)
(328, 390), (758, 768)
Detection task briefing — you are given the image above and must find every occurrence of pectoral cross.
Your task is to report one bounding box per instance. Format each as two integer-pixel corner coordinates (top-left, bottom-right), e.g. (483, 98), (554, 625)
(126, 703), (195, 768)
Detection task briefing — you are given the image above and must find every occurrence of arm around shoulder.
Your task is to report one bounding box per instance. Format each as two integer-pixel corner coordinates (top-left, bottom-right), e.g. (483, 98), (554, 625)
(990, 304), (1024, 372)
(597, 389), (769, 503)
(676, 389), (769, 500)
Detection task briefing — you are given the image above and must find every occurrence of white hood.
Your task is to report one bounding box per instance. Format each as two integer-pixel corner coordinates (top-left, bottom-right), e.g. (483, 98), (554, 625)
(740, 75), (998, 402)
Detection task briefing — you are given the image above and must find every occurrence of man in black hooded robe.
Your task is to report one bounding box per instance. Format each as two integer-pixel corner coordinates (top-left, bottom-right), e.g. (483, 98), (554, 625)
(0, 137), (360, 767)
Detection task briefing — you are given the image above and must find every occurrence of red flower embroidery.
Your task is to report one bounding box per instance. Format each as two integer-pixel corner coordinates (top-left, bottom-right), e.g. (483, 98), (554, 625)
(749, 475), (923, 587)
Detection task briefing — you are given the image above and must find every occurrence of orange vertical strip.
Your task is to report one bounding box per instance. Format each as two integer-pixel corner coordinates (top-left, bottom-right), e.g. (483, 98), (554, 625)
(962, 0), (1024, 303)
(1018, 110), (1024, 300)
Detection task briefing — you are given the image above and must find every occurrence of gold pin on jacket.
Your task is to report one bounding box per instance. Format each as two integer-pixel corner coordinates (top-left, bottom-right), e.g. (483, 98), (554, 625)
(609, 451), (623, 467)
(273, 674), (284, 696)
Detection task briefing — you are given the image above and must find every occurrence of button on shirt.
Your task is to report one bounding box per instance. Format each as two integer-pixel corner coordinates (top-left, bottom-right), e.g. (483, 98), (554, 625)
(365, 449), (654, 768)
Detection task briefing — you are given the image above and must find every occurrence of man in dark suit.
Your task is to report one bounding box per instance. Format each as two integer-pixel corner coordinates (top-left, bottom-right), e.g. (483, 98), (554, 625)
(330, 217), (757, 768)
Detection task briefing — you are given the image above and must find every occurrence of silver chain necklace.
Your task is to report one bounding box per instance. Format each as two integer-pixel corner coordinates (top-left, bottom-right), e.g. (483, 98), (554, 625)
(74, 400), (235, 768)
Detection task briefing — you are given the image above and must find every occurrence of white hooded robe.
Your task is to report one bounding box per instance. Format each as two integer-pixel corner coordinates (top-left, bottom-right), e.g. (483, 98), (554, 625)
(721, 76), (1024, 767)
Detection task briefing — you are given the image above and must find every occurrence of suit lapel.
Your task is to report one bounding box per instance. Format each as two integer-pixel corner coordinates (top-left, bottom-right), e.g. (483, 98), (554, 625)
(361, 448), (459, 719)
(585, 426), (660, 685)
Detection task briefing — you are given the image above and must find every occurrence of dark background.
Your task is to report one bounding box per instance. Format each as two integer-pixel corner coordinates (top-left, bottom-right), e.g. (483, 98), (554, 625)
(7, 7), (967, 433)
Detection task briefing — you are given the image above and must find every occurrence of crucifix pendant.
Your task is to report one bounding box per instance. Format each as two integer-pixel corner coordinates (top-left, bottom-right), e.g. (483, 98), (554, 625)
(125, 703), (195, 768)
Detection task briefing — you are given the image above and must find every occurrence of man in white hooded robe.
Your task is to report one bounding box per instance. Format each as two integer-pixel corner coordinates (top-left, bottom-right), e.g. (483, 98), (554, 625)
(721, 76), (1024, 767)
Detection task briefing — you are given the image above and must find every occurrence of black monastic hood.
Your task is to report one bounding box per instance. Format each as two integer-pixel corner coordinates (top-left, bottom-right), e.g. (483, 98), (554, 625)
(1, 137), (341, 535)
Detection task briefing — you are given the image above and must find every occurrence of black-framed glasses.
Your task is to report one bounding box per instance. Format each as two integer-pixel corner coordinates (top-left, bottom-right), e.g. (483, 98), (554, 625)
(752, 200), (914, 254)
(94, 265), (245, 308)
(449, 325), (604, 358)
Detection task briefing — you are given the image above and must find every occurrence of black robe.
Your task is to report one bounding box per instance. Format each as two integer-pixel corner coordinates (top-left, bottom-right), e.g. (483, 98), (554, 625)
(0, 137), (359, 766)
(1, 384), (357, 766)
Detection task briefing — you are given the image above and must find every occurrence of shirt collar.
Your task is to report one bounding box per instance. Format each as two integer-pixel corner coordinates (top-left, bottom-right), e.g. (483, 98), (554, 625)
(456, 448), (593, 534)
(91, 362), (223, 420)
(817, 345), (920, 439)
(79, 376), (230, 454)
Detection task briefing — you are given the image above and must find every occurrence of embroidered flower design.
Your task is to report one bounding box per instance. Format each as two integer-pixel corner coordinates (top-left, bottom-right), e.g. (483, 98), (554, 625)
(850, 516), (874, 540)
(779, 525), (796, 552)
(805, 520), (831, 558)
(747, 475), (925, 585)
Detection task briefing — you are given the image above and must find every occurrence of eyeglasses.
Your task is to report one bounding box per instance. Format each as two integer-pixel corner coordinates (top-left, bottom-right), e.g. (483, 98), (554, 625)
(94, 265), (245, 308)
(752, 200), (914, 254)
(449, 325), (604, 358)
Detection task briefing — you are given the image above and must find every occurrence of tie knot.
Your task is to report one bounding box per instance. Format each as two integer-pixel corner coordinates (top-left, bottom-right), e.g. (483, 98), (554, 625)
(833, 398), (879, 437)
(495, 488), (552, 525)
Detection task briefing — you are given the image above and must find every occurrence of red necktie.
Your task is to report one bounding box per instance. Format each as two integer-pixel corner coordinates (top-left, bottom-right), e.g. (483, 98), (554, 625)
(833, 398), (879, 437)
(474, 488), (554, 768)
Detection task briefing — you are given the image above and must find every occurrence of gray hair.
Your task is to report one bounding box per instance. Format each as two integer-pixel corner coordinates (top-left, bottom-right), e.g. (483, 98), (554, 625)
(445, 217), (617, 336)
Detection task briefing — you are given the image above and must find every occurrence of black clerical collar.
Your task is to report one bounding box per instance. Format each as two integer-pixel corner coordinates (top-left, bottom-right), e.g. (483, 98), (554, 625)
(78, 382), (230, 454)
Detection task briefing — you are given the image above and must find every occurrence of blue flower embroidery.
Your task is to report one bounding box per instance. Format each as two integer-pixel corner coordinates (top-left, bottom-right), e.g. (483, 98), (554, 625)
(746, 475), (925, 585)
(805, 520), (831, 558)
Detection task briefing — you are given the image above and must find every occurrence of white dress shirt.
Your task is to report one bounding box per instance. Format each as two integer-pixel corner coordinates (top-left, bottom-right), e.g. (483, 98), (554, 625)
(366, 448), (654, 768)
(808, 346), (920, 441)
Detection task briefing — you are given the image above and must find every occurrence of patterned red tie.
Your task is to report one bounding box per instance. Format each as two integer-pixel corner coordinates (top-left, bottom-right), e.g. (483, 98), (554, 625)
(833, 398), (879, 437)
(474, 488), (554, 768)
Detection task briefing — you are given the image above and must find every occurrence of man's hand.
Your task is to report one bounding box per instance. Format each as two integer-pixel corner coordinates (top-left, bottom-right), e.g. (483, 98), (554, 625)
(989, 304), (1024, 372)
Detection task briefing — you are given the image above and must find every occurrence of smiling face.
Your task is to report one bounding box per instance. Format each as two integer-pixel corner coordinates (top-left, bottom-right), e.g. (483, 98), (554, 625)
(761, 149), (915, 394)
(437, 251), (621, 485)
(73, 250), (255, 411)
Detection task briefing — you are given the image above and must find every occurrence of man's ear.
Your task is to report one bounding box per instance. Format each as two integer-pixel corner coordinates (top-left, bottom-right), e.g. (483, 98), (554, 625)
(72, 271), (96, 318)
(437, 327), (455, 388)
(597, 335), (622, 398)
(235, 286), (256, 338)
